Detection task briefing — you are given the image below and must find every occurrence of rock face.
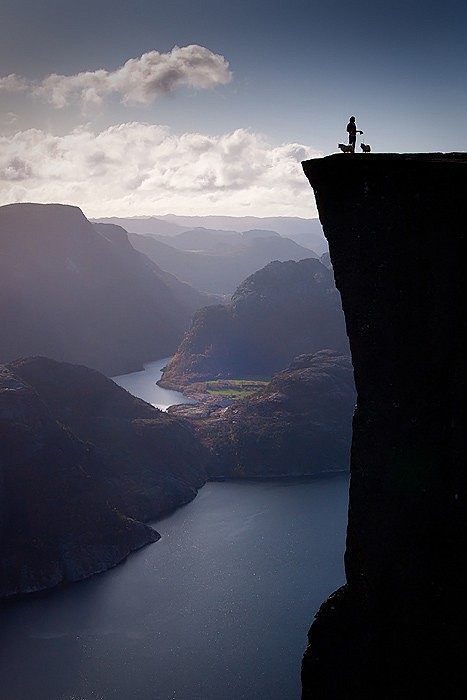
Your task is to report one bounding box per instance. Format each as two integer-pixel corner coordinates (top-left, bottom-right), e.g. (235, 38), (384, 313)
(0, 204), (213, 375)
(161, 258), (349, 388)
(301, 154), (467, 697)
(170, 350), (356, 478)
(0, 357), (207, 597)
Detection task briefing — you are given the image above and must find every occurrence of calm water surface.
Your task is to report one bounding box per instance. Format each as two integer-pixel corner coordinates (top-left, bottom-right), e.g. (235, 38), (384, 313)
(0, 477), (348, 700)
(112, 357), (196, 411)
(1, 359), (349, 699)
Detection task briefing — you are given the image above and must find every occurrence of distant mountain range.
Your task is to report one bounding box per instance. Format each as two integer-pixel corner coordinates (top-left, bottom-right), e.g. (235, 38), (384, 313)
(161, 257), (349, 388)
(93, 214), (328, 255)
(0, 204), (216, 375)
(128, 228), (317, 294)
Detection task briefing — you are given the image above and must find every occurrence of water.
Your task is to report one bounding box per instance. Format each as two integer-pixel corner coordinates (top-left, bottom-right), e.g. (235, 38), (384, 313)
(112, 357), (196, 411)
(0, 476), (349, 700)
(2, 360), (349, 698)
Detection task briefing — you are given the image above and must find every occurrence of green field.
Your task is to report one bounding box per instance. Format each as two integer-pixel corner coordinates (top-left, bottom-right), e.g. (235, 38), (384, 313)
(205, 379), (269, 400)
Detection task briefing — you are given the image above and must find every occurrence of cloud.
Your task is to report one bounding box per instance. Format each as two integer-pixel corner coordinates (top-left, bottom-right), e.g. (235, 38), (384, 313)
(0, 74), (28, 92)
(0, 123), (320, 217)
(0, 46), (232, 111)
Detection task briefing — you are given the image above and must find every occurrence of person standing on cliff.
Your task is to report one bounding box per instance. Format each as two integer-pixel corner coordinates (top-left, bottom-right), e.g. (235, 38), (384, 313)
(346, 116), (363, 153)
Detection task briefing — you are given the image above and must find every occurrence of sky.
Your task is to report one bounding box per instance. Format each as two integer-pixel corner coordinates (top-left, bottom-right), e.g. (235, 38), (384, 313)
(0, 0), (466, 218)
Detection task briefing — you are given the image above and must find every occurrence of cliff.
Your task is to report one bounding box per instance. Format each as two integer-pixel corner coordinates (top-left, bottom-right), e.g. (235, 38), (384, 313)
(161, 258), (349, 388)
(0, 357), (207, 597)
(0, 204), (213, 375)
(301, 154), (467, 697)
(169, 350), (356, 478)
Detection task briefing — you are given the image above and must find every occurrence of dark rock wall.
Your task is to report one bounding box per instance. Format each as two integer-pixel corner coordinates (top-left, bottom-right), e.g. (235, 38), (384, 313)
(301, 154), (467, 697)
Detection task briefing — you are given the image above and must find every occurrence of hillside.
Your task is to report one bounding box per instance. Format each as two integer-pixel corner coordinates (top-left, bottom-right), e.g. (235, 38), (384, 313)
(161, 258), (349, 388)
(0, 204), (214, 375)
(0, 356), (207, 597)
(170, 350), (356, 478)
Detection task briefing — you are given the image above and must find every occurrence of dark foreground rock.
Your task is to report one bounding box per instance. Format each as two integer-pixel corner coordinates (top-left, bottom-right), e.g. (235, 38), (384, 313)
(169, 350), (356, 478)
(301, 154), (467, 698)
(0, 357), (207, 597)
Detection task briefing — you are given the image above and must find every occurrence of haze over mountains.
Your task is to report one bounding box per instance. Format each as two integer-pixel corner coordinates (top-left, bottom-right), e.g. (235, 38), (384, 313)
(94, 214), (327, 295)
(0, 204), (216, 375)
(94, 214), (328, 254)
(128, 228), (317, 295)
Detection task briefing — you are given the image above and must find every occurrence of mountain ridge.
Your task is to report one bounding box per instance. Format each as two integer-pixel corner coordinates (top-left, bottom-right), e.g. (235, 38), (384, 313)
(0, 203), (215, 375)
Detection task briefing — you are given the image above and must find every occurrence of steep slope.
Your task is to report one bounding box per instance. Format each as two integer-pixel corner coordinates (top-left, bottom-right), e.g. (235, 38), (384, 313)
(0, 204), (212, 375)
(129, 230), (317, 295)
(301, 154), (467, 698)
(0, 356), (207, 597)
(170, 350), (355, 478)
(161, 258), (349, 388)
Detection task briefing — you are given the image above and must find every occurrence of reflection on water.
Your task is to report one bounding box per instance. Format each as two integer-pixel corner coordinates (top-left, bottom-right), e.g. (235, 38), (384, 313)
(0, 476), (349, 700)
(112, 356), (196, 411)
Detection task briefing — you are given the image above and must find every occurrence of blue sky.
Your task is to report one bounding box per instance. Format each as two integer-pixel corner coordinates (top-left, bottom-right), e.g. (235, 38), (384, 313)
(1, 0), (466, 217)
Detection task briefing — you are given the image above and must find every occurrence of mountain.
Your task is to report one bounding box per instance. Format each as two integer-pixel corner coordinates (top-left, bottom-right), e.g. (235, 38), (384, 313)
(301, 154), (467, 697)
(91, 216), (187, 237)
(159, 214), (328, 253)
(93, 214), (328, 254)
(160, 258), (349, 389)
(152, 227), (281, 252)
(0, 204), (215, 375)
(128, 231), (318, 295)
(170, 351), (355, 478)
(0, 356), (207, 597)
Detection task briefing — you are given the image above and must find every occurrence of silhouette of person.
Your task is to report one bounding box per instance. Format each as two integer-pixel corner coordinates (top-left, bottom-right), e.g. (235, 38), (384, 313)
(346, 116), (363, 153)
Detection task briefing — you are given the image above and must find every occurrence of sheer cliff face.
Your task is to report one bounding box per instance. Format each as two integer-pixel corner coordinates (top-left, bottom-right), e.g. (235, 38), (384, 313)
(301, 154), (467, 697)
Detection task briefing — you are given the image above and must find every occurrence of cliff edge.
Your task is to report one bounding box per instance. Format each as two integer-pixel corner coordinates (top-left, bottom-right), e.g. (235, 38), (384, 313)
(301, 154), (466, 697)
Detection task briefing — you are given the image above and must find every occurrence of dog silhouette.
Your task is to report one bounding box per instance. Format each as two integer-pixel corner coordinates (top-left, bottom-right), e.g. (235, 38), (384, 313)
(360, 143), (371, 152)
(338, 143), (353, 153)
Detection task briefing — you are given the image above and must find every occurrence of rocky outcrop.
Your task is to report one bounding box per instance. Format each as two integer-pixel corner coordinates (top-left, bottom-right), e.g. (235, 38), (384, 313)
(301, 154), (467, 697)
(161, 258), (349, 389)
(0, 204), (213, 376)
(0, 357), (207, 597)
(169, 350), (355, 478)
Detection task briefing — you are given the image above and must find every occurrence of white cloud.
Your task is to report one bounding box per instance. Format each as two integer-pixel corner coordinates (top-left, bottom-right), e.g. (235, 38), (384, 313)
(0, 46), (232, 111)
(0, 74), (28, 92)
(0, 123), (320, 217)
